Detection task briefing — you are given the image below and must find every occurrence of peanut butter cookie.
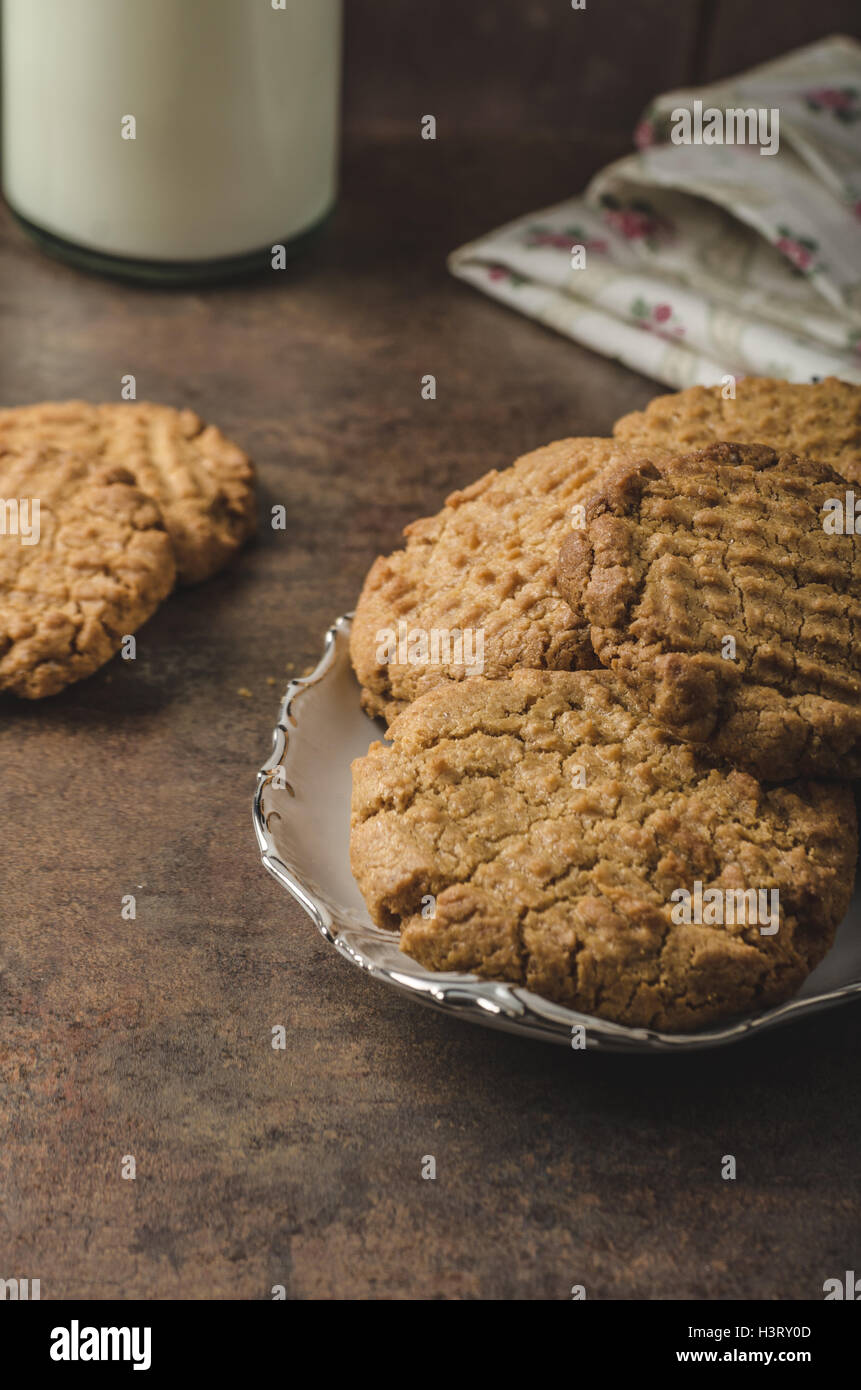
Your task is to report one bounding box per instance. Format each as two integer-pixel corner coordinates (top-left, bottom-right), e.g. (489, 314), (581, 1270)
(0, 402), (255, 584)
(350, 437), (663, 722)
(614, 376), (861, 486)
(350, 670), (856, 1032)
(557, 443), (861, 779)
(0, 451), (175, 698)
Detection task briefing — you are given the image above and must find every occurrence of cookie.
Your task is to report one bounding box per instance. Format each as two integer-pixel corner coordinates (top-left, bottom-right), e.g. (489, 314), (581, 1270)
(350, 437), (665, 721)
(0, 402), (255, 584)
(614, 376), (861, 486)
(557, 443), (861, 780)
(350, 670), (856, 1032)
(0, 450), (176, 698)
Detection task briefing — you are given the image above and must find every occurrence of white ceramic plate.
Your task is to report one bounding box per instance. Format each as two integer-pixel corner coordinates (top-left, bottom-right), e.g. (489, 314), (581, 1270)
(253, 615), (861, 1053)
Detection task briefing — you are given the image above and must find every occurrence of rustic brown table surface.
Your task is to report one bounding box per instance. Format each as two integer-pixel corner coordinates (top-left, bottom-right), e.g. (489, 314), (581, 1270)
(3, 1), (861, 1300)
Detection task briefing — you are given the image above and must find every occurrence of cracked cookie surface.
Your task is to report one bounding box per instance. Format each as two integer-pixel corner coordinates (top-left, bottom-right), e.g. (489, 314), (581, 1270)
(350, 670), (856, 1032)
(614, 376), (861, 486)
(350, 437), (664, 723)
(0, 402), (255, 584)
(557, 443), (861, 780)
(0, 451), (176, 698)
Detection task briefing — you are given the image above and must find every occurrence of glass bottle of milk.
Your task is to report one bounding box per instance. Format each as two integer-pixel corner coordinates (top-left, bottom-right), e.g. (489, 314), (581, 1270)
(1, 0), (342, 282)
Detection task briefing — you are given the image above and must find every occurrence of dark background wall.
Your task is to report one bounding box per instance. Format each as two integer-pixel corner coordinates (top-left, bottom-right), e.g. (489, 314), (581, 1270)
(343, 0), (861, 137)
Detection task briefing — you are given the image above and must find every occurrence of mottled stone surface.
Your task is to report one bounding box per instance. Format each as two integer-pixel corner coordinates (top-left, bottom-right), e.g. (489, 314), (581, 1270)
(2, 0), (860, 1298)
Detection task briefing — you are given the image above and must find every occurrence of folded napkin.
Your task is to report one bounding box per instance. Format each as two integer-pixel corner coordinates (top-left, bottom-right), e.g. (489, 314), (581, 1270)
(449, 36), (861, 388)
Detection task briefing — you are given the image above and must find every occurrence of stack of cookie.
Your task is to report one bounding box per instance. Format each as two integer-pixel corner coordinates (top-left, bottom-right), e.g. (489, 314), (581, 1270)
(0, 402), (255, 697)
(349, 378), (861, 1032)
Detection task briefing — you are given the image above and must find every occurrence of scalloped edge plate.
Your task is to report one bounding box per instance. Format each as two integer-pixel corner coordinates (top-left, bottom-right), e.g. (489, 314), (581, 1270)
(253, 615), (861, 1053)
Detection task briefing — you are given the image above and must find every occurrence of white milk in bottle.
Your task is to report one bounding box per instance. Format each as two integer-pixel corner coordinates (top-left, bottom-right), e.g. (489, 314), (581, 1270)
(1, 0), (342, 279)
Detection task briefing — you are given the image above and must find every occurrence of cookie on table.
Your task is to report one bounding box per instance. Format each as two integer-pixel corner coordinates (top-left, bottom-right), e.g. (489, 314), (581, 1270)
(557, 443), (861, 780)
(0, 451), (176, 698)
(350, 670), (856, 1032)
(350, 437), (665, 722)
(614, 376), (861, 486)
(0, 402), (255, 584)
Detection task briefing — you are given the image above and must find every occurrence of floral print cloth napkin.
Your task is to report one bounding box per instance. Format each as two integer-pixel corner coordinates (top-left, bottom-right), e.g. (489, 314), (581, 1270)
(448, 36), (861, 388)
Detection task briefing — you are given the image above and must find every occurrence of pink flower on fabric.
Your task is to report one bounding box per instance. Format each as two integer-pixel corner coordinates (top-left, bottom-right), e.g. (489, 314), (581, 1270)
(486, 263), (527, 288)
(635, 120), (655, 150)
(523, 225), (609, 256)
(600, 196), (674, 250)
(606, 208), (653, 239)
(803, 86), (860, 122)
(630, 296), (684, 337)
(774, 226), (820, 274)
(533, 232), (572, 249)
(806, 87), (852, 110)
(776, 236), (813, 271)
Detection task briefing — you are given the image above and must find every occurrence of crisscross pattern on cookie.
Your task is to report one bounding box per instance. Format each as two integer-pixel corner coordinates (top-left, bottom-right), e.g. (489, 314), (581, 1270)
(350, 437), (664, 721)
(0, 402), (254, 584)
(557, 443), (861, 778)
(0, 450), (175, 697)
